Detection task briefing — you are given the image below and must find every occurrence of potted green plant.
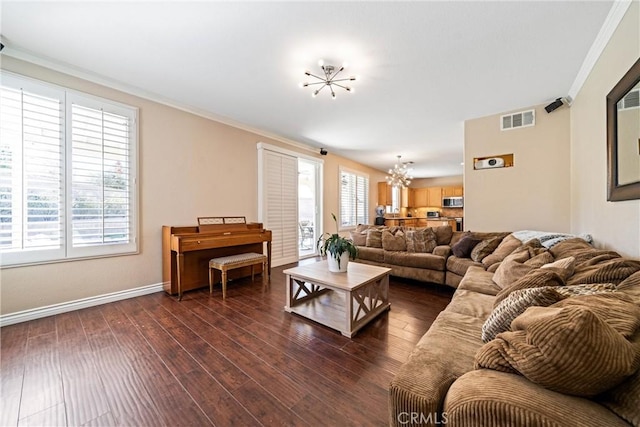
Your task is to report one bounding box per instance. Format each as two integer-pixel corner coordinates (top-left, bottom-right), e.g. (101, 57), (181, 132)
(317, 213), (358, 272)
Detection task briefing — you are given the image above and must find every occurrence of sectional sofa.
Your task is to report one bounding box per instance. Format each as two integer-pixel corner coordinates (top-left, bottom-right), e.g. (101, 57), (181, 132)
(376, 232), (640, 426)
(350, 224), (514, 285)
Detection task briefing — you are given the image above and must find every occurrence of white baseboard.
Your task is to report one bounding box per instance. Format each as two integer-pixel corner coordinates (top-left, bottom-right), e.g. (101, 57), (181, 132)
(0, 282), (164, 327)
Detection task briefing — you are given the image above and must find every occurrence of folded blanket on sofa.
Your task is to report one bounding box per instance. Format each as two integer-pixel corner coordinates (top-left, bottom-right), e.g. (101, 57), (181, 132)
(512, 230), (593, 248)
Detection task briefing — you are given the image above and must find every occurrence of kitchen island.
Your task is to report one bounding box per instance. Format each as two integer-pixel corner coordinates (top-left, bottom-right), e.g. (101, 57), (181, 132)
(384, 217), (458, 230)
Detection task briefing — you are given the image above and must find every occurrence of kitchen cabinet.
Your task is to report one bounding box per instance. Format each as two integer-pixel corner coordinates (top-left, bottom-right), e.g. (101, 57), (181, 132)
(413, 188), (428, 206)
(401, 187), (413, 208)
(412, 186), (443, 207)
(378, 182), (392, 206)
(442, 186), (464, 197)
(427, 187), (442, 207)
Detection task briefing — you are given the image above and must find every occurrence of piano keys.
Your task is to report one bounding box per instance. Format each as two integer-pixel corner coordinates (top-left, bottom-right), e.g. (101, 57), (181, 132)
(162, 220), (272, 299)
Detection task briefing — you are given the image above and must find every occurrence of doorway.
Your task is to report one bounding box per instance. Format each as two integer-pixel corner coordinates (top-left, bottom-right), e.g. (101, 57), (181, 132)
(298, 158), (321, 258)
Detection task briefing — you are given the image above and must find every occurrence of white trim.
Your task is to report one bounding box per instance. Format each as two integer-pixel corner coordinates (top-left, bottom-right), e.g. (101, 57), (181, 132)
(256, 142), (324, 164)
(0, 282), (163, 327)
(567, 0), (633, 102)
(5, 48), (319, 155)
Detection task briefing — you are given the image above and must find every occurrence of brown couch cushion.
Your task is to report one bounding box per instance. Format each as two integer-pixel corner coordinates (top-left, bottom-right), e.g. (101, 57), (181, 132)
(492, 247), (534, 290)
(446, 256), (483, 277)
(568, 257), (640, 287)
(494, 268), (566, 306)
(471, 237), (502, 262)
(552, 293), (640, 338)
(355, 246), (385, 263)
(475, 297), (640, 397)
(434, 225), (453, 246)
(482, 234), (522, 268)
(482, 286), (566, 342)
(384, 251), (446, 271)
(365, 229), (383, 248)
(405, 228), (437, 253)
(617, 270), (640, 304)
(452, 235), (482, 258)
(382, 230), (406, 251)
(349, 230), (367, 246)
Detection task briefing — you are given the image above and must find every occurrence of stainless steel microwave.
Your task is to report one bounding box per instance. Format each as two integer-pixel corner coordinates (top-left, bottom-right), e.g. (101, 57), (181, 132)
(442, 196), (463, 207)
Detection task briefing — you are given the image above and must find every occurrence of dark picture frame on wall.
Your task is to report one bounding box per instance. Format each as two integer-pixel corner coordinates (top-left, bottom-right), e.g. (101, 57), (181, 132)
(607, 57), (640, 201)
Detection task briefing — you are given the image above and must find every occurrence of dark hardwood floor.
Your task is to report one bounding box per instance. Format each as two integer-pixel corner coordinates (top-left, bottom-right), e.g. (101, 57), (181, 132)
(1, 259), (453, 426)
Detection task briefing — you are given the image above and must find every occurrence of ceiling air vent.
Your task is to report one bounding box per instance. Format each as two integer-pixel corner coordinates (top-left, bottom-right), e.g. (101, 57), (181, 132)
(501, 109), (535, 131)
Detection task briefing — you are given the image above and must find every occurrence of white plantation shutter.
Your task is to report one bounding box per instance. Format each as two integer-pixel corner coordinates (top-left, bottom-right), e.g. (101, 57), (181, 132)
(260, 149), (298, 267)
(68, 95), (135, 256)
(339, 168), (368, 229)
(0, 77), (65, 264)
(0, 72), (137, 266)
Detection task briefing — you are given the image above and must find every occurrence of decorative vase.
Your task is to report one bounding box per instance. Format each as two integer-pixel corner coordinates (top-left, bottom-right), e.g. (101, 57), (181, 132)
(327, 252), (349, 273)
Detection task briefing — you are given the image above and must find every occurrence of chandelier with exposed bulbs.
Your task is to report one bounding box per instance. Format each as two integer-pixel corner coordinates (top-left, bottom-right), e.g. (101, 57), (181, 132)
(386, 155), (413, 188)
(299, 59), (357, 99)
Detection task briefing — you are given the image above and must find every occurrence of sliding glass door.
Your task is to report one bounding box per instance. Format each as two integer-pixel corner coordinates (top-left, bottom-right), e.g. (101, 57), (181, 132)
(298, 158), (321, 258)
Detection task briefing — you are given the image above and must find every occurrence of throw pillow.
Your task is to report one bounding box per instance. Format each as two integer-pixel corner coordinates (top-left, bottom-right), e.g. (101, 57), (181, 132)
(482, 234), (522, 268)
(406, 228), (437, 253)
(482, 286), (565, 342)
(471, 237), (502, 262)
(540, 256), (576, 279)
(551, 293), (640, 339)
(523, 251), (555, 268)
(492, 246), (536, 290)
(365, 229), (383, 248)
(475, 303), (640, 397)
(382, 230), (406, 251)
(493, 268), (566, 306)
(617, 270), (640, 304)
(349, 231), (367, 246)
(555, 282), (617, 297)
(434, 225), (453, 246)
(451, 235), (482, 258)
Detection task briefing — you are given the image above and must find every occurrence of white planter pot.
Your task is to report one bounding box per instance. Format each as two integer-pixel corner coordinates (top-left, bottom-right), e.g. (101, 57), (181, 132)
(327, 252), (349, 273)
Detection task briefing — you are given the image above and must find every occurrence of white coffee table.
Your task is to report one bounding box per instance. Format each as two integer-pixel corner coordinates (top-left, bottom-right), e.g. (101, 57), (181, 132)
(283, 261), (391, 337)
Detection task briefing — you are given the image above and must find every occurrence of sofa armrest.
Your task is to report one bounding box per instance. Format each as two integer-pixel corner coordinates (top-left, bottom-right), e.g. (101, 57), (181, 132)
(444, 369), (629, 427)
(433, 245), (451, 258)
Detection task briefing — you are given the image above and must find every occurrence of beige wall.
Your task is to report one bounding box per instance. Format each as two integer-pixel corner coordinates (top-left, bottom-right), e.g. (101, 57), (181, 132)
(464, 104), (571, 232)
(0, 57), (385, 315)
(570, 2), (640, 258)
(411, 175), (463, 188)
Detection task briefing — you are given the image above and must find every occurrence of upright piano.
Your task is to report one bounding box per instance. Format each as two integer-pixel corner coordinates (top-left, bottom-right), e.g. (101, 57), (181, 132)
(162, 218), (272, 298)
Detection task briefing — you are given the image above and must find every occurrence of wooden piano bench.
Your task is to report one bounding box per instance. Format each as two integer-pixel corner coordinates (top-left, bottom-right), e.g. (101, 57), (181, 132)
(208, 253), (268, 299)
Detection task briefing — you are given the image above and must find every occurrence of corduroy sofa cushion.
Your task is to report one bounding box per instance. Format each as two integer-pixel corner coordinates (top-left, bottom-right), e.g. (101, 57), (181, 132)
(482, 234), (522, 268)
(482, 286), (565, 342)
(475, 297), (640, 397)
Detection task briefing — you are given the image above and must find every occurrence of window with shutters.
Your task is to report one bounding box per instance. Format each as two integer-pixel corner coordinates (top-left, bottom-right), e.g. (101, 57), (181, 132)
(339, 167), (368, 230)
(0, 72), (138, 267)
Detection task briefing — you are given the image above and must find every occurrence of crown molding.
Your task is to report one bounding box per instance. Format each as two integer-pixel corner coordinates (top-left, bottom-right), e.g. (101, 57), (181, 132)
(567, 0), (633, 102)
(3, 47), (318, 155)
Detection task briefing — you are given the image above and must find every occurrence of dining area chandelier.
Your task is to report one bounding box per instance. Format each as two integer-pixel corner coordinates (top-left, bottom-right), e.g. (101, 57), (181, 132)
(386, 155), (413, 188)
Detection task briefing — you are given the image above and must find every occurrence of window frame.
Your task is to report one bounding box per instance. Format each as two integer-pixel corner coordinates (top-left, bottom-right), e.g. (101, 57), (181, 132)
(0, 71), (139, 268)
(338, 166), (369, 231)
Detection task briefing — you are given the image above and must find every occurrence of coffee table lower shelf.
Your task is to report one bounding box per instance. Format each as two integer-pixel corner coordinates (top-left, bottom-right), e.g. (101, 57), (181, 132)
(283, 261), (391, 338)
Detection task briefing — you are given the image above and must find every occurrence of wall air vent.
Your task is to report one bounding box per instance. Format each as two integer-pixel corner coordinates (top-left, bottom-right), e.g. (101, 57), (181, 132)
(617, 88), (639, 110)
(500, 109), (535, 131)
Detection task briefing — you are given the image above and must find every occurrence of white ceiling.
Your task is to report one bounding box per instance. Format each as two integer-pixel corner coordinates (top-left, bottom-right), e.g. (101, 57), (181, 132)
(0, 1), (614, 178)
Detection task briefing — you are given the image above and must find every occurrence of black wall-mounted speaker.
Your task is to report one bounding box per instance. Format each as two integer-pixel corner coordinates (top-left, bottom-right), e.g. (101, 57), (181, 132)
(545, 98), (564, 113)
(320, 148), (328, 155)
